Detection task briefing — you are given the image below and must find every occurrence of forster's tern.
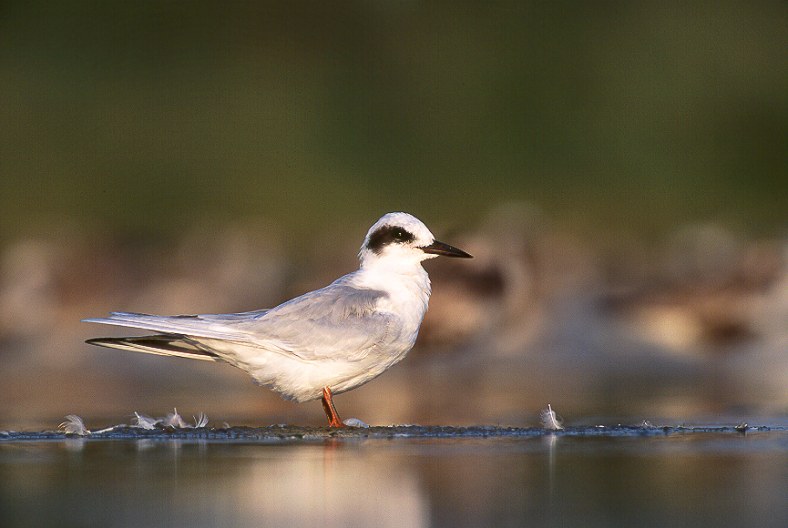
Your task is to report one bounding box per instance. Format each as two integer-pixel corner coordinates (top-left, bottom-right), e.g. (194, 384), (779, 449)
(84, 212), (472, 427)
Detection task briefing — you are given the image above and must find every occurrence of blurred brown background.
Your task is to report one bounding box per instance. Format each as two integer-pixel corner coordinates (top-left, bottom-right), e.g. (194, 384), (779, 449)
(1, 1), (785, 429)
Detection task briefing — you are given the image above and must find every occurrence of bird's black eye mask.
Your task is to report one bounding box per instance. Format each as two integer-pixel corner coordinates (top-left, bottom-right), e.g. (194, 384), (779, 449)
(367, 225), (416, 254)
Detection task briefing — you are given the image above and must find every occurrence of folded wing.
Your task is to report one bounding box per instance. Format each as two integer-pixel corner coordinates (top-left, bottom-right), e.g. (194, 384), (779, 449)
(84, 281), (393, 363)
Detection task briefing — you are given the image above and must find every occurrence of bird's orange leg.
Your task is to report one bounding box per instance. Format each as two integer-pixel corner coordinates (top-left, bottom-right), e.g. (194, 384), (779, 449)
(321, 387), (345, 428)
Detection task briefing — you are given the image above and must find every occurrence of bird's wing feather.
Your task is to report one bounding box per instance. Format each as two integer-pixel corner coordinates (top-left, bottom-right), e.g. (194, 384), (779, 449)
(82, 312), (257, 341)
(83, 280), (393, 362)
(242, 283), (392, 361)
(86, 335), (219, 361)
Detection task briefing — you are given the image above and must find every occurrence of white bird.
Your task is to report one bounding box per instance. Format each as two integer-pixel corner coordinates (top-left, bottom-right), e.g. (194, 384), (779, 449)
(84, 212), (472, 427)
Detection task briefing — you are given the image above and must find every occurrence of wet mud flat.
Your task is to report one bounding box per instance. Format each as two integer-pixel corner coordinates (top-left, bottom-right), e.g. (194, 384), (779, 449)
(2, 422), (786, 442)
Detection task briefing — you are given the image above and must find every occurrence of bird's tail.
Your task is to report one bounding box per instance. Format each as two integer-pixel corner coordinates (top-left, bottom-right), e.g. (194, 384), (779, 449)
(86, 335), (219, 362)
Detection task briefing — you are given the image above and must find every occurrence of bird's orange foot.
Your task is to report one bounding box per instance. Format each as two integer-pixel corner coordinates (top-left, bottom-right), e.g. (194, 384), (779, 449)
(321, 386), (345, 428)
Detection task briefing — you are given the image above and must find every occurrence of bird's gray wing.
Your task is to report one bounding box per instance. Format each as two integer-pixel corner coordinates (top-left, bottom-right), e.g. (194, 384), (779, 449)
(236, 283), (393, 361)
(83, 282), (393, 362)
(82, 311), (264, 341)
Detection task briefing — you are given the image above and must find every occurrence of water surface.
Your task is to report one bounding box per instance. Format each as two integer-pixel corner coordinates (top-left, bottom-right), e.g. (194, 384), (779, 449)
(1, 425), (786, 528)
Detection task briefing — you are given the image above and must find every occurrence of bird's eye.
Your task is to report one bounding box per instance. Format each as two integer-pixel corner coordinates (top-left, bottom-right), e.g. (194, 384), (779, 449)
(367, 225), (415, 254)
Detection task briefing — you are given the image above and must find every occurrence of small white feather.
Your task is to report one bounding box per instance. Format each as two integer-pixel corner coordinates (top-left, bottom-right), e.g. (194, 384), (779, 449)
(163, 408), (188, 428)
(343, 417), (370, 428)
(93, 426), (121, 434)
(540, 404), (564, 431)
(133, 412), (160, 430)
(59, 415), (90, 436)
(192, 412), (209, 428)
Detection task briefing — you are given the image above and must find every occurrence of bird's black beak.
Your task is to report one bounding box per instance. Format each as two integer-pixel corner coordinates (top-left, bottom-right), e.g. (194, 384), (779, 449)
(421, 240), (473, 258)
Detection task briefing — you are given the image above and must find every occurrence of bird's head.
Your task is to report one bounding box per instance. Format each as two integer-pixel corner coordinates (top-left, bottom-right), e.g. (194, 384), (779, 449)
(358, 212), (472, 269)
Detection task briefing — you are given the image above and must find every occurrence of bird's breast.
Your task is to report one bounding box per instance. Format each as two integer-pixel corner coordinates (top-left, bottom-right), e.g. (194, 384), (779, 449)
(351, 265), (432, 341)
(377, 282), (430, 343)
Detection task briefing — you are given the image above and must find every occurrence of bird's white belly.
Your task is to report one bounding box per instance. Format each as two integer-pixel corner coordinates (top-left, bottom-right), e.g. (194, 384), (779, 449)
(198, 271), (430, 402)
(200, 329), (417, 403)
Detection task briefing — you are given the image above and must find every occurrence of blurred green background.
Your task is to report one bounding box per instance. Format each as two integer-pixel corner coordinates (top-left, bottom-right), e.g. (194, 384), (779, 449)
(1, 1), (785, 244)
(0, 1), (786, 428)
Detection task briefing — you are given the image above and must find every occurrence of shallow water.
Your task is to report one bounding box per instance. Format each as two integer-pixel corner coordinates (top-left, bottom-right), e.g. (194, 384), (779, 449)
(2, 425), (787, 528)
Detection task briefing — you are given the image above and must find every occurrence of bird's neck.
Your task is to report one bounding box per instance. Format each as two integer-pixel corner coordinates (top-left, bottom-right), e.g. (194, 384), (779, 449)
(356, 262), (432, 312)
